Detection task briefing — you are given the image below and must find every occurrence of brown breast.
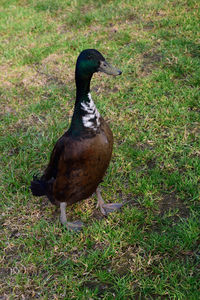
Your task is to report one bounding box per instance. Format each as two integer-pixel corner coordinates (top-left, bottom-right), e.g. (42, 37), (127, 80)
(53, 118), (113, 205)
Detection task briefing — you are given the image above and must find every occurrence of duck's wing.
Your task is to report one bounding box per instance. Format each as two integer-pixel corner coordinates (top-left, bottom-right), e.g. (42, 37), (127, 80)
(41, 136), (66, 181)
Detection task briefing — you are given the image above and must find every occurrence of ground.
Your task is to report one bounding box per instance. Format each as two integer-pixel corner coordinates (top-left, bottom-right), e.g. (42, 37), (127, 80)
(0, 0), (200, 299)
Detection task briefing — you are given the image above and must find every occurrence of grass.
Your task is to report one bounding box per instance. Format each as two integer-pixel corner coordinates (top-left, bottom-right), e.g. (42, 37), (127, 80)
(0, 0), (200, 298)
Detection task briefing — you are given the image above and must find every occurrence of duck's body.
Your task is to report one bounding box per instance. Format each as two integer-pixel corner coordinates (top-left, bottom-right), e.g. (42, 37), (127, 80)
(42, 113), (113, 207)
(31, 49), (122, 230)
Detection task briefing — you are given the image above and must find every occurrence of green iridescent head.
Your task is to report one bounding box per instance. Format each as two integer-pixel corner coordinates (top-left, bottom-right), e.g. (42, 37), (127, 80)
(75, 49), (122, 77)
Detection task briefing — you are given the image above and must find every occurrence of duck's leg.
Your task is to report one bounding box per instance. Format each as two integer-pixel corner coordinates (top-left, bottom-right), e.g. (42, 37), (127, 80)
(96, 188), (123, 216)
(60, 202), (84, 231)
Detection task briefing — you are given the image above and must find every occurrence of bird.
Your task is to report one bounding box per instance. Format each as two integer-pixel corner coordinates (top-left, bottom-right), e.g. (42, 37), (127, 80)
(30, 49), (122, 231)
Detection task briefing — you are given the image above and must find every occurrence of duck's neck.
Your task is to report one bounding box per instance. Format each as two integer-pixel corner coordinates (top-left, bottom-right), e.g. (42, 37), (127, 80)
(69, 73), (100, 136)
(75, 72), (92, 100)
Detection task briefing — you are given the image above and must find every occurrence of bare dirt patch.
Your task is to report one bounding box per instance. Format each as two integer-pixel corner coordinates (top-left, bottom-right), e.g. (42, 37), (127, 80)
(0, 64), (15, 88)
(111, 245), (161, 276)
(143, 21), (155, 31)
(40, 53), (74, 86)
(21, 66), (47, 88)
(0, 65), (48, 88)
(82, 280), (115, 297)
(0, 54), (74, 92)
(159, 192), (190, 219)
(0, 268), (10, 279)
(140, 51), (163, 76)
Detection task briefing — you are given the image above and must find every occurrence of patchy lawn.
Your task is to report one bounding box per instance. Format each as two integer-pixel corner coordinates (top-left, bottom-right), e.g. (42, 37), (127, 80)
(0, 0), (200, 299)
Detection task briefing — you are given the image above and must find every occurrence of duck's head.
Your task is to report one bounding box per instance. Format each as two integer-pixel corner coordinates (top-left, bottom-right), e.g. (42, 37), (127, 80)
(76, 49), (122, 78)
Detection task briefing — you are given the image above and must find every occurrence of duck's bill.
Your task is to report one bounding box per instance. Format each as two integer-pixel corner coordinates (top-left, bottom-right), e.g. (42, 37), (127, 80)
(98, 60), (122, 76)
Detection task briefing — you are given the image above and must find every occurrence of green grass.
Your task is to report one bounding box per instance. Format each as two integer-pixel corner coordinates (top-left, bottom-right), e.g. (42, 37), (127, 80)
(0, 0), (200, 298)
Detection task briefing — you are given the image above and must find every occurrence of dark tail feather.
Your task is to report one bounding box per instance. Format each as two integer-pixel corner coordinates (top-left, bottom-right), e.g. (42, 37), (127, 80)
(30, 176), (48, 197)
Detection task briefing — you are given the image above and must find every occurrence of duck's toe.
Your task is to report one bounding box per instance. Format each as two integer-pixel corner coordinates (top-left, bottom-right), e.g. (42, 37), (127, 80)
(101, 203), (123, 215)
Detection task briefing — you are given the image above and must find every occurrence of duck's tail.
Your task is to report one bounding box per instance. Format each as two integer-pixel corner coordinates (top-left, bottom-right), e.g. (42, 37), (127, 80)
(30, 176), (48, 197)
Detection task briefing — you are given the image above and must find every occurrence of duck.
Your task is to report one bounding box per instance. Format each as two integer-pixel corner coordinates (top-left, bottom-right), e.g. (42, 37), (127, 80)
(30, 49), (122, 231)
